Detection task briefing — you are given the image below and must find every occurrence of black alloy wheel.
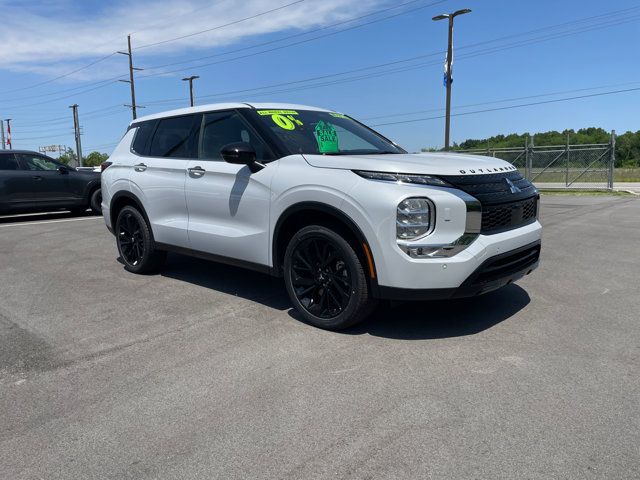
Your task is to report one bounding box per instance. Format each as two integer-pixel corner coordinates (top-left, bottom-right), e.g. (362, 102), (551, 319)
(118, 210), (145, 267)
(115, 205), (166, 274)
(290, 236), (352, 319)
(284, 225), (375, 330)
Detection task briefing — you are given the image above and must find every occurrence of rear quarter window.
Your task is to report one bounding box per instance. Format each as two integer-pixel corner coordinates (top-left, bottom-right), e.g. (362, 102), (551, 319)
(131, 120), (157, 156)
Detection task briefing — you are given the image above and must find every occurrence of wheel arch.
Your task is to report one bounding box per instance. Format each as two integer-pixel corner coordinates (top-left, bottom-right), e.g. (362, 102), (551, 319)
(109, 191), (151, 233)
(272, 202), (378, 289)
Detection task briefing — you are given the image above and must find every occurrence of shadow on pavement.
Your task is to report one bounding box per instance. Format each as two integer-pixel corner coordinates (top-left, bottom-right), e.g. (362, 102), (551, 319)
(347, 284), (531, 340)
(159, 252), (530, 339)
(160, 253), (291, 311)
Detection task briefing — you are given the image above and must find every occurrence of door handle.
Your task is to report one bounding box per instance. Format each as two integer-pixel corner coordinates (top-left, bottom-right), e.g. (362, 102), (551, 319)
(33, 175), (42, 181)
(188, 166), (206, 178)
(134, 163), (147, 172)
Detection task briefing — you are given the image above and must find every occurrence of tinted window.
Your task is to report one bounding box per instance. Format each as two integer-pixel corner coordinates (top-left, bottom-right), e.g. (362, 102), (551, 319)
(149, 115), (201, 158)
(0, 154), (19, 171)
(200, 111), (272, 161)
(20, 154), (60, 171)
(131, 120), (156, 155)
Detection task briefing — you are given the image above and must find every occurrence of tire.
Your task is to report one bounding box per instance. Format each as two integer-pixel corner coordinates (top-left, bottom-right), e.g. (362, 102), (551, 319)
(89, 188), (102, 215)
(283, 225), (375, 330)
(115, 205), (166, 274)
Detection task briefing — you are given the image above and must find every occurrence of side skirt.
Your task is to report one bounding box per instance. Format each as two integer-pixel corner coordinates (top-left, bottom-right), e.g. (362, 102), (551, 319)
(155, 242), (275, 276)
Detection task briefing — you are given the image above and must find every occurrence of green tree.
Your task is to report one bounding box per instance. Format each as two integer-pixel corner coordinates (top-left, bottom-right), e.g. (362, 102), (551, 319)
(57, 147), (77, 165)
(83, 151), (109, 167)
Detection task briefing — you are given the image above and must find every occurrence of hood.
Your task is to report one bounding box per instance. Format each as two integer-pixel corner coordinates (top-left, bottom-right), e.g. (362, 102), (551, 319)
(302, 152), (515, 176)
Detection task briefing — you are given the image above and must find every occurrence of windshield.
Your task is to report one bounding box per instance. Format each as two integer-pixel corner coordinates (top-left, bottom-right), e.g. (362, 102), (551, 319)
(251, 109), (406, 156)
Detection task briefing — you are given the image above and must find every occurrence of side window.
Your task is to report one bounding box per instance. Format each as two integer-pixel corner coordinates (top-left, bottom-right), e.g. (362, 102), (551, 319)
(0, 154), (20, 171)
(20, 154), (60, 171)
(148, 114), (201, 158)
(200, 111), (273, 161)
(131, 120), (156, 155)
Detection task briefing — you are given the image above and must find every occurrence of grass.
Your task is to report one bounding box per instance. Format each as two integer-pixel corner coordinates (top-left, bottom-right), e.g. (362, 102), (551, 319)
(614, 168), (640, 182)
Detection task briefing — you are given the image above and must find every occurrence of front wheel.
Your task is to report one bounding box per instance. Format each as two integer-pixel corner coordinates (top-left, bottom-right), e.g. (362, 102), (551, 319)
(283, 225), (375, 330)
(115, 206), (166, 274)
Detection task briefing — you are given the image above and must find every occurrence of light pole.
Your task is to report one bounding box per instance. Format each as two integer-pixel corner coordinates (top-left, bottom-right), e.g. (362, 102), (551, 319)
(432, 8), (471, 151)
(182, 75), (199, 107)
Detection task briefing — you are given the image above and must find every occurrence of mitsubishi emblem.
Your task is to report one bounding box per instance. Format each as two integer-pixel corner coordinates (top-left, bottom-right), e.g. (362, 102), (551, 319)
(505, 177), (521, 194)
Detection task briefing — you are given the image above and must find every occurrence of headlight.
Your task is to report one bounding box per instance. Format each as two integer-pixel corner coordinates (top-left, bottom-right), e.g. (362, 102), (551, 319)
(354, 170), (449, 187)
(397, 198), (433, 240)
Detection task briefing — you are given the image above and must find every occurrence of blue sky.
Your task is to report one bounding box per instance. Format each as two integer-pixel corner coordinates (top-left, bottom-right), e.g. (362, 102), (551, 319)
(0, 0), (638, 155)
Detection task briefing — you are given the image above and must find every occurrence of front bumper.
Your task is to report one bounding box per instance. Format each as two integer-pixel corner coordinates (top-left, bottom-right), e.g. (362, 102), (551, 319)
(377, 239), (540, 301)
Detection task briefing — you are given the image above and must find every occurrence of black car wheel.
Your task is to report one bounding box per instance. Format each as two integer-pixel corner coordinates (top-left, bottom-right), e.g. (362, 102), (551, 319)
(90, 188), (102, 214)
(284, 225), (375, 330)
(115, 206), (166, 274)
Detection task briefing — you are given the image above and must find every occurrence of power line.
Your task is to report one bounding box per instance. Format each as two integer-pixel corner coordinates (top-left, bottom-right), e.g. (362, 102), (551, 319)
(141, 0), (446, 71)
(360, 81), (640, 120)
(138, 12), (640, 108)
(370, 87), (640, 127)
(0, 53), (119, 96)
(137, 4), (638, 81)
(135, 0), (307, 50)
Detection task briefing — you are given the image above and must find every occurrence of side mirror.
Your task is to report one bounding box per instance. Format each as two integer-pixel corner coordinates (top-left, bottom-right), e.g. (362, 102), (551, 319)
(220, 142), (257, 166)
(57, 165), (69, 174)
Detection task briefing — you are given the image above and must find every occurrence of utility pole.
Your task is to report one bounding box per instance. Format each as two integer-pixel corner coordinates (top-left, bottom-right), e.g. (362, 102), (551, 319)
(182, 75), (199, 107)
(432, 9), (472, 151)
(5, 119), (11, 149)
(69, 104), (83, 167)
(0, 120), (5, 150)
(118, 35), (143, 120)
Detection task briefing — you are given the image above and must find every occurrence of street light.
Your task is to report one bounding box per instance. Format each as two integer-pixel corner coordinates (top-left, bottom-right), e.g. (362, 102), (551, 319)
(182, 75), (200, 107)
(432, 8), (471, 151)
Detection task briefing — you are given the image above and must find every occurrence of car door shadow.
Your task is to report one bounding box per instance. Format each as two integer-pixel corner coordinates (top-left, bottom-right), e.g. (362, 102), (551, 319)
(158, 253), (530, 340)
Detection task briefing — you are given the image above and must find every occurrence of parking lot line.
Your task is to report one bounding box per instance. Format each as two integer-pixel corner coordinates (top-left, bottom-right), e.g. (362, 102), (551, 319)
(0, 216), (102, 228)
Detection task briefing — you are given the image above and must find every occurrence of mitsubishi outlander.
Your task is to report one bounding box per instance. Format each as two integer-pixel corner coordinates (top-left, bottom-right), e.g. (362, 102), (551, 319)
(101, 103), (541, 330)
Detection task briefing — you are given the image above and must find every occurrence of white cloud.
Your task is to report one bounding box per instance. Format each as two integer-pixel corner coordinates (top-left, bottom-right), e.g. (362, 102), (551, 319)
(0, 0), (385, 77)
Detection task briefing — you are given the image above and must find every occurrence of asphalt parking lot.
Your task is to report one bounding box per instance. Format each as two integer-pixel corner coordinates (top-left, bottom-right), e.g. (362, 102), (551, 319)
(1, 195), (639, 479)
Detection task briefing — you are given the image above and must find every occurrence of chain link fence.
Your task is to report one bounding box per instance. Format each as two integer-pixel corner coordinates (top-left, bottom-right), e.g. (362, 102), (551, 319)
(453, 131), (616, 189)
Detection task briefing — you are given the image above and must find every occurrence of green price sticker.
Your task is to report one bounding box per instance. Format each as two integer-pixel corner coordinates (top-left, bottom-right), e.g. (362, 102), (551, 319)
(315, 120), (339, 154)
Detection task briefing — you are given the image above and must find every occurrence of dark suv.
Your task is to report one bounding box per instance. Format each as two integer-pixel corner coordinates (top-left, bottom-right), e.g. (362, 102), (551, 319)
(0, 150), (102, 215)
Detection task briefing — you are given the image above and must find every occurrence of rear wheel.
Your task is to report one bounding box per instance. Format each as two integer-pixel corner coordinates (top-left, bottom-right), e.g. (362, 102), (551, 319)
(89, 188), (102, 214)
(283, 225), (375, 330)
(115, 206), (166, 274)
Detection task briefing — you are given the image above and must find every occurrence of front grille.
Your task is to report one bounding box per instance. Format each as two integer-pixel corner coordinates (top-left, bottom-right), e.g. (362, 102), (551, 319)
(441, 170), (538, 234)
(482, 197), (537, 233)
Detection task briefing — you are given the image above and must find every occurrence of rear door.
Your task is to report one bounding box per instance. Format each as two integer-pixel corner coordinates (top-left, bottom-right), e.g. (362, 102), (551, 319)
(0, 153), (24, 211)
(185, 110), (277, 265)
(128, 114), (201, 248)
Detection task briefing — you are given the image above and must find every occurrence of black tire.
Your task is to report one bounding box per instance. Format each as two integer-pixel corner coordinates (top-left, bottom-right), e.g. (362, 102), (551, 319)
(115, 205), (166, 274)
(89, 188), (102, 215)
(283, 225), (375, 330)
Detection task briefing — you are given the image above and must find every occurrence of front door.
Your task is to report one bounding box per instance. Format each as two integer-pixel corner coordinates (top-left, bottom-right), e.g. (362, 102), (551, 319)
(185, 110), (276, 266)
(17, 153), (72, 205)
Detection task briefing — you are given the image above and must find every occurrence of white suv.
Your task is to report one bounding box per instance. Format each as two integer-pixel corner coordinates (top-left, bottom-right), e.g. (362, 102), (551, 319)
(102, 103), (541, 329)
